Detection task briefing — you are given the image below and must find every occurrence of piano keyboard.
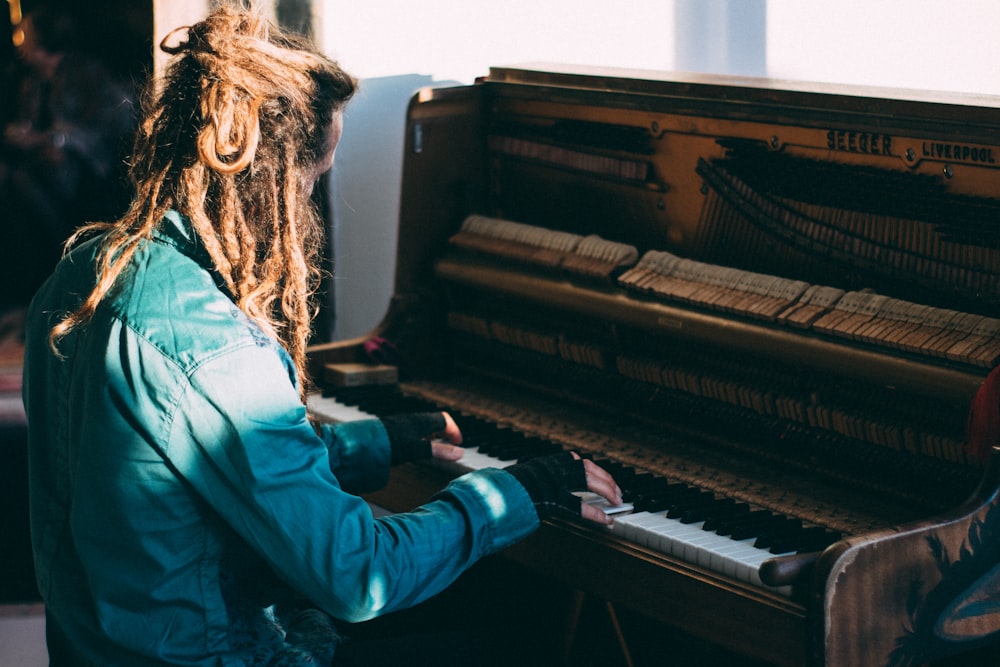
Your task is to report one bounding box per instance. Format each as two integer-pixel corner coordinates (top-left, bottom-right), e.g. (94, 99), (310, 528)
(307, 387), (843, 598)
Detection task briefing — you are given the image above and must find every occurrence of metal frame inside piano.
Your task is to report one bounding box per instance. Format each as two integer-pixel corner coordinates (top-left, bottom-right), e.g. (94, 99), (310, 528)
(308, 64), (1000, 667)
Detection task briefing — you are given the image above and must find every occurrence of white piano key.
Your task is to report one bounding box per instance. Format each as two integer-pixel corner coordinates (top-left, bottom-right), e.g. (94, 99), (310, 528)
(611, 511), (663, 548)
(451, 446), (515, 470)
(612, 509), (794, 596)
(713, 542), (755, 579)
(650, 520), (708, 558)
(307, 393), (375, 423)
(711, 541), (766, 582)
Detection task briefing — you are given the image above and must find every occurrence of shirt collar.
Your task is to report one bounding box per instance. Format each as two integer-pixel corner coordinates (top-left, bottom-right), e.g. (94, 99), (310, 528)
(152, 210), (215, 271)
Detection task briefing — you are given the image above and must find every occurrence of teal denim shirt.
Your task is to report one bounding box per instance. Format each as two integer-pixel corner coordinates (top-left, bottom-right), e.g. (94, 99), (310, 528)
(22, 211), (539, 666)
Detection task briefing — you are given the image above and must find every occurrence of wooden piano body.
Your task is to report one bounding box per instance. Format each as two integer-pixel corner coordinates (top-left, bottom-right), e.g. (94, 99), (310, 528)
(307, 64), (1000, 666)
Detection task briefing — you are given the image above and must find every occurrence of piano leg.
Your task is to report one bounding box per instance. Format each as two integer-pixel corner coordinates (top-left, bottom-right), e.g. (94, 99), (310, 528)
(603, 599), (636, 667)
(561, 592), (635, 667)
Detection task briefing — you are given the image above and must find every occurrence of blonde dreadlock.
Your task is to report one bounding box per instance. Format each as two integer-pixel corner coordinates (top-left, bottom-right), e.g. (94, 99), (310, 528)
(49, 5), (357, 400)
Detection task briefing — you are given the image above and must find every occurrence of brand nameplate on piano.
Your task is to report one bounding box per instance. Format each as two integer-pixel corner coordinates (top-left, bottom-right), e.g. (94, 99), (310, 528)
(827, 128), (999, 168)
(657, 316), (683, 329)
(826, 129), (893, 156)
(920, 141), (997, 164)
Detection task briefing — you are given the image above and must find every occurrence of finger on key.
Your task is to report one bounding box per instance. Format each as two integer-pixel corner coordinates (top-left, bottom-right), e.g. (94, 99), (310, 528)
(582, 458), (623, 506)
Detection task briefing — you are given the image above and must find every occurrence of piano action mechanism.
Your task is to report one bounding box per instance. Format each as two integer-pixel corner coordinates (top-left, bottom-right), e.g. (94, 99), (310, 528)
(308, 64), (1000, 666)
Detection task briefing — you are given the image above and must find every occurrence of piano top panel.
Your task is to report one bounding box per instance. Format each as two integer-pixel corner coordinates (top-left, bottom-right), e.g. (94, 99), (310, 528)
(487, 63), (1000, 136)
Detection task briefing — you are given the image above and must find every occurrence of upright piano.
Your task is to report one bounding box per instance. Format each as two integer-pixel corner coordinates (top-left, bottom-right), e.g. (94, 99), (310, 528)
(307, 64), (1000, 666)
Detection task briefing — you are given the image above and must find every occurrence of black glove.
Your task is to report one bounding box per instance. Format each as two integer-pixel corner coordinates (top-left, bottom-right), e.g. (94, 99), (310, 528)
(506, 451), (587, 519)
(381, 412), (446, 465)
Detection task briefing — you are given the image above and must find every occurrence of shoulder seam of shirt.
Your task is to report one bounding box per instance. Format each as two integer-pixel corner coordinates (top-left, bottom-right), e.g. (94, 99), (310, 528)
(114, 309), (261, 380)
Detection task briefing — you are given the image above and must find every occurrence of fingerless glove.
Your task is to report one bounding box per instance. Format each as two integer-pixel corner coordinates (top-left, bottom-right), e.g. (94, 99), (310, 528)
(506, 451), (587, 519)
(381, 412), (446, 465)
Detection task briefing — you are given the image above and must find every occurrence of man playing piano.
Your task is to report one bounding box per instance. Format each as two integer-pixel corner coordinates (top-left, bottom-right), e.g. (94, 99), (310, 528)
(20, 5), (621, 666)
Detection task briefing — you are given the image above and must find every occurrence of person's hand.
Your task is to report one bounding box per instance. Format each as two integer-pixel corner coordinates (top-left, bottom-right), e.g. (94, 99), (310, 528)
(430, 412), (464, 462)
(507, 451), (623, 526)
(576, 454), (623, 525)
(382, 411), (464, 465)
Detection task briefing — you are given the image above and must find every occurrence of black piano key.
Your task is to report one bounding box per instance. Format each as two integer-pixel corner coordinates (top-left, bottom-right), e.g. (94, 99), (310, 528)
(634, 482), (701, 514)
(452, 415), (496, 438)
(619, 469), (651, 484)
(633, 491), (675, 513)
(666, 490), (717, 519)
(766, 527), (842, 554)
(382, 397), (438, 414)
(348, 391), (422, 415)
(479, 443), (524, 461)
(515, 439), (563, 462)
(593, 459), (638, 480)
(724, 510), (780, 540)
(323, 384), (393, 403)
(620, 474), (665, 500)
(617, 470), (660, 490)
(701, 502), (751, 532)
(753, 517), (804, 550)
(680, 496), (740, 525)
(591, 458), (651, 490)
(620, 475), (661, 501)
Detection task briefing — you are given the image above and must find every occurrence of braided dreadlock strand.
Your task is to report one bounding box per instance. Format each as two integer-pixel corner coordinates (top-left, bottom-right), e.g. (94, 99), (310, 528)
(49, 5), (357, 401)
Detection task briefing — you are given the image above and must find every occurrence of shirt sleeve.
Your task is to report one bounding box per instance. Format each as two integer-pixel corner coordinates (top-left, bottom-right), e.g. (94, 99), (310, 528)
(317, 419), (392, 494)
(167, 342), (539, 623)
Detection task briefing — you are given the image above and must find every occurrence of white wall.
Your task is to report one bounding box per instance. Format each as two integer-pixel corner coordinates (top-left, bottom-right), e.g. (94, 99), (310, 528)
(767, 1), (1000, 95)
(324, 1), (677, 84)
